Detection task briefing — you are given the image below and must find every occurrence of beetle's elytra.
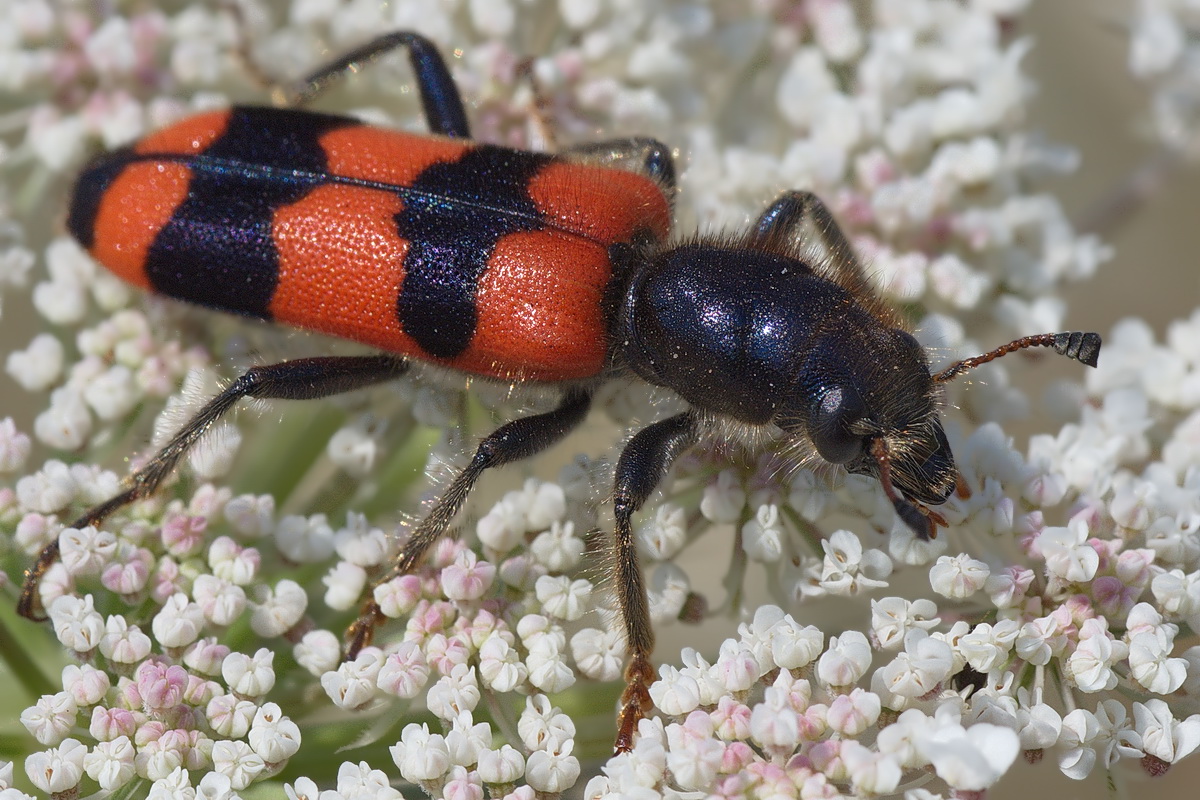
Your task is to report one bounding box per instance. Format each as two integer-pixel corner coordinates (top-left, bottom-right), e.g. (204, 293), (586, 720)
(22, 30), (1101, 753)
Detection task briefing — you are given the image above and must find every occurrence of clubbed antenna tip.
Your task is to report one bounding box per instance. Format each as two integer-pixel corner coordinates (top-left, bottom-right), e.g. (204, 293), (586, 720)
(1052, 331), (1101, 368)
(934, 331), (1103, 384)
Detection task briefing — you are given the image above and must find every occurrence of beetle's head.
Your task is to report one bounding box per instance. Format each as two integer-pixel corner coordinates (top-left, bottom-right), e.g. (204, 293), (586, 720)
(778, 327), (1102, 540)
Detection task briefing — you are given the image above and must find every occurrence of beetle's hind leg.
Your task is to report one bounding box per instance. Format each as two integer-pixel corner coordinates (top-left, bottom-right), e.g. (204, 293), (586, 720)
(344, 389), (593, 658)
(223, 11), (471, 138)
(18, 355), (408, 621)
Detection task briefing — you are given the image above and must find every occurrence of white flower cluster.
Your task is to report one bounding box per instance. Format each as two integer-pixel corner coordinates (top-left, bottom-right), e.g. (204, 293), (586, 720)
(1128, 0), (1200, 154)
(1, 0), (1196, 798)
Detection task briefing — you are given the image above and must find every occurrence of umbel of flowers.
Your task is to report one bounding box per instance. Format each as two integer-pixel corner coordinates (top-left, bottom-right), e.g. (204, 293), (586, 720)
(2, 1), (1199, 799)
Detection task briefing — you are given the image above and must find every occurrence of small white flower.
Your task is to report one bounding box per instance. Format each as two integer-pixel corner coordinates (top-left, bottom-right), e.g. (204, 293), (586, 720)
(649, 665), (701, 717)
(222, 648), (276, 697)
(742, 503), (783, 562)
(84, 735), (136, 791)
(323, 650), (382, 710)
(49, 594), (105, 653)
(699, 469), (745, 523)
(1038, 517), (1099, 582)
(570, 626), (623, 682)
(928, 553), (990, 599)
(248, 703), (301, 764)
(917, 715), (1019, 791)
(525, 740), (579, 793)
(390, 723), (452, 783)
(6, 333), (64, 391)
(206, 694), (258, 739)
(517, 695), (574, 752)
(1131, 699), (1200, 766)
(322, 560), (367, 611)
(636, 502), (688, 560)
(526, 638), (576, 693)
(1067, 618), (1129, 693)
(870, 596), (939, 650)
(477, 744), (525, 784)
(24, 737), (86, 795)
(274, 513), (335, 563)
(20, 692), (78, 746)
(249, 579), (307, 637)
(529, 520), (584, 571)
(477, 633), (526, 693)
(151, 593), (206, 649)
(210, 739), (265, 790)
(817, 630), (873, 688)
(877, 629), (954, 699)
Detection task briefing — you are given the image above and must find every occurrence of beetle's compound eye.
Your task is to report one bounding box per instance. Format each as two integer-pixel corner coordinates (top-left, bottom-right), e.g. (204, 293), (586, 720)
(809, 385), (866, 464)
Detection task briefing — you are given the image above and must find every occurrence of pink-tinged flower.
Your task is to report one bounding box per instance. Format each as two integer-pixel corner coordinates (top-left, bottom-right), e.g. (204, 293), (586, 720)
(377, 641), (432, 699)
(100, 544), (153, 595)
(61, 663), (110, 707)
(827, 689), (881, 736)
(181, 637), (230, 677)
(441, 549), (497, 600)
(89, 705), (138, 742)
(205, 694), (256, 740)
(161, 513), (207, 557)
(136, 660), (188, 713)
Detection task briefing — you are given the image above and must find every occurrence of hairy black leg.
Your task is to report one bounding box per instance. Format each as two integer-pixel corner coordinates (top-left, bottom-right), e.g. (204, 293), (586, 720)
(286, 31), (470, 137)
(344, 388), (593, 658)
(750, 190), (871, 302)
(611, 411), (699, 753)
(562, 138), (677, 194)
(226, 20), (471, 138)
(19, 355), (408, 621)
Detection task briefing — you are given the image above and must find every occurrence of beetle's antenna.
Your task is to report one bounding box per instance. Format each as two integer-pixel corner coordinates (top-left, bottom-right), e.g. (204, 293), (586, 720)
(869, 438), (945, 540)
(933, 331), (1102, 384)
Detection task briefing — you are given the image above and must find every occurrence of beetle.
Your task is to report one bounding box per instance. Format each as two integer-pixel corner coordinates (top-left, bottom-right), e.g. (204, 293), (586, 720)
(20, 31), (1100, 753)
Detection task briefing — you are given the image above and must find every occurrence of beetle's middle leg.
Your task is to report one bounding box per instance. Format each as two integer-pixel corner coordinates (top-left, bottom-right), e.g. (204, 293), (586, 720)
(610, 411), (699, 753)
(344, 388), (593, 658)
